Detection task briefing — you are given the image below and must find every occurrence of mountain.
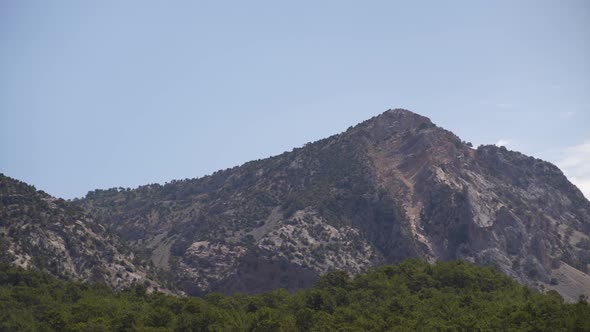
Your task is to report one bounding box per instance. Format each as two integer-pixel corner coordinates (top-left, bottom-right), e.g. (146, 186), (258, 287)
(72, 109), (590, 300)
(0, 174), (164, 291)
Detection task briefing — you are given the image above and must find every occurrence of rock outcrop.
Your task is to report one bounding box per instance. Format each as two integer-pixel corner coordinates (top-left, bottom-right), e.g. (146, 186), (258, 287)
(0, 175), (165, 292)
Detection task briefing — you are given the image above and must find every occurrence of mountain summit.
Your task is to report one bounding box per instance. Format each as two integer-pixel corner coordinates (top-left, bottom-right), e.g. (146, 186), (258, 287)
(6, 109), (589, 300)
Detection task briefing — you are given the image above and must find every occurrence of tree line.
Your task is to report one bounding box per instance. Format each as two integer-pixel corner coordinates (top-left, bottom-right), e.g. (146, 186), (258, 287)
(1, 259), (588, 331)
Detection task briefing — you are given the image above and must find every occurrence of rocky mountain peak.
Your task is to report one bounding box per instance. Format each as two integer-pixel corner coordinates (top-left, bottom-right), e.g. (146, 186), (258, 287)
(382, 108), (433, 124)
(73, 110), (590, 300)
(4, 109), (589, 301)
(350, 108), (436, 138)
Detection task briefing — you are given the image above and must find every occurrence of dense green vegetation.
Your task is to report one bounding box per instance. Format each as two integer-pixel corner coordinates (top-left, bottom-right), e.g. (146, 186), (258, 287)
(1, 260), (588, 331)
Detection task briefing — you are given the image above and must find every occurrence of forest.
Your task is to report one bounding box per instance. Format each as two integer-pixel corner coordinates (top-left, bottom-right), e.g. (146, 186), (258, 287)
(1, 259), (589, 331)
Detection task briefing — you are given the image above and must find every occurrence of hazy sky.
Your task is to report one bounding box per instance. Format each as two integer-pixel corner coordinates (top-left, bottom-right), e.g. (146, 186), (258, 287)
(1, 1), (589, 199)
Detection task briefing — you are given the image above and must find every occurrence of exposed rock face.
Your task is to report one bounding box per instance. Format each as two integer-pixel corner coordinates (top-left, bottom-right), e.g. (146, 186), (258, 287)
(66, 109), (590, 300)
(0, 175), (163, 292)
(256, 209), (376, 275)
(181, 240), (246, 291)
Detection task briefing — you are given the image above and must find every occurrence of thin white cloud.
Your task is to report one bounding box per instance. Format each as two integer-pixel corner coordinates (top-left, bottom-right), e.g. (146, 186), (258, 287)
(495, 139), (512, 147)
(559, 111), (576, 119)
(554, 141), (590, 199)
(497, 103), (513, 110)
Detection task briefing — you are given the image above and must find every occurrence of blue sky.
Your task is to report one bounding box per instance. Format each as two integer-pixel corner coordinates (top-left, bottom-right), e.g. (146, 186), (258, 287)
(1, 1), (589, 199)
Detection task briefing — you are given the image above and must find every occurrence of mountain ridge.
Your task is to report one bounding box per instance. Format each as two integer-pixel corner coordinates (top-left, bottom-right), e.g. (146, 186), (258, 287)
(0, 174), (167, 292)
(74, 109), (590, 300)
(2, 109), (589, 301)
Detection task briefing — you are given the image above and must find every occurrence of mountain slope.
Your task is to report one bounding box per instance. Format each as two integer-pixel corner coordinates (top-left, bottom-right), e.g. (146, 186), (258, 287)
(78, 109), (590, 300)
(0, 174), (164, 291)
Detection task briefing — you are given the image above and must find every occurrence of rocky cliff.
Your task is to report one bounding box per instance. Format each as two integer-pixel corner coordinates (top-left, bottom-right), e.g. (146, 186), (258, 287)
(76, 109), (590, 300)
(0, 175), (164, 292)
